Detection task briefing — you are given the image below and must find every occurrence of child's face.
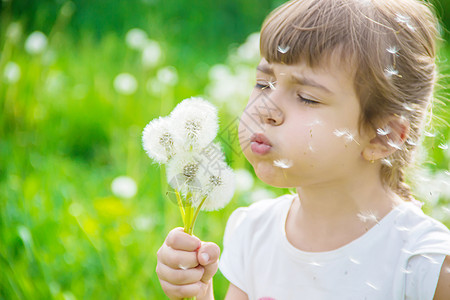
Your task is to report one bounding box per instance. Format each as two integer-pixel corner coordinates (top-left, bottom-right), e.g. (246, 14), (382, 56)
(239, 55), (374, 188)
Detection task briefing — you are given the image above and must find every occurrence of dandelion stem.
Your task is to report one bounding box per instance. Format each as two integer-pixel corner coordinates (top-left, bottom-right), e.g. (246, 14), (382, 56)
(190, 196), (207, 234)
(175, 190), (185, 224)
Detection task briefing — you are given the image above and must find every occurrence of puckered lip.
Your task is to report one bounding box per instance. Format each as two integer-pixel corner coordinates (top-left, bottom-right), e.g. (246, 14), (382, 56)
(250, 133), (272, 146)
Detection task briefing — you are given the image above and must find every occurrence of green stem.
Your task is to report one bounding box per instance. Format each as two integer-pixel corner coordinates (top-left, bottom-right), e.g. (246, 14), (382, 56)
(175, 190), (185, 224)
(189, 196), (207, 234)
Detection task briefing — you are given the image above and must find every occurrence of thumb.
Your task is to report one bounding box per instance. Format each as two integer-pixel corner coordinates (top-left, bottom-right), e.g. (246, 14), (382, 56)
(197, 242), (220, 284)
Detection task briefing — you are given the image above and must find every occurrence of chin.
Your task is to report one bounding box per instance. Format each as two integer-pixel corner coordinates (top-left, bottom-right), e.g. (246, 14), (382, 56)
(252, 162), (294, 188)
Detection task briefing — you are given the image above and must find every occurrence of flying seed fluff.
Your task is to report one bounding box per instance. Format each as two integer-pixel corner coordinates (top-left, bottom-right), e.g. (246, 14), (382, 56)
(260, 0), (440, 201)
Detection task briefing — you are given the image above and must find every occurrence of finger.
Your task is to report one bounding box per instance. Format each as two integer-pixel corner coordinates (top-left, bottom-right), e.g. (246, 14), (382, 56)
(157, 243), (199, 269)
(156, 262), (204, 285)
(159, 279), (208, 299)
(197, 242), (220, 283)
(166, 227), (201, 251)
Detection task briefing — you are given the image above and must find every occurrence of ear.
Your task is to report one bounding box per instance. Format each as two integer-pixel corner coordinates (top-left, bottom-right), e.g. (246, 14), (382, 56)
(362, 115), (410, 162)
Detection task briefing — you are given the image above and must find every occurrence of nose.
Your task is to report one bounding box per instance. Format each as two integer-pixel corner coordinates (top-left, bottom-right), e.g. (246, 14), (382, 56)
(256, 92), (284, 126)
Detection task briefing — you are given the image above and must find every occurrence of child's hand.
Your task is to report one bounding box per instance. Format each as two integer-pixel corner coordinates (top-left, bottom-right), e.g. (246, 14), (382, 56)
(156, 227), (220, 300)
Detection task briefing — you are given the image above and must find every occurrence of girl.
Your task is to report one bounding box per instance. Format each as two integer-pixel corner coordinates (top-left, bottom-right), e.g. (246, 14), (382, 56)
(156, 0), (450, 299)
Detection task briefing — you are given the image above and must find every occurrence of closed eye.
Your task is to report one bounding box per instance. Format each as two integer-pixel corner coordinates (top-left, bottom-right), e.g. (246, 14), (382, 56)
(298, 94), (320, 105)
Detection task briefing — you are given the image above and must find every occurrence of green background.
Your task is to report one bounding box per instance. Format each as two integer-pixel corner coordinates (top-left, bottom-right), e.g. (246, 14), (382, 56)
(1, 0), (449, 299)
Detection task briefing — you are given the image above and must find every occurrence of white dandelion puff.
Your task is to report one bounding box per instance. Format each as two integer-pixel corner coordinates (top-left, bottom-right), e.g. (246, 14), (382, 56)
(273, 159), (293, 169)
(125, 28), (148, 50)
(377, 127), (391, 136)
(142, 116), (180, 164)
(277, 45), (290, 54)
(170, 97), (219, 151)
(234, 168), (254, 192)
(142, 40), (162, 68)
(111, 176), (138, 199)
(3, 61), (21, 84)
(25, 31), (48, 55)
(381, 159), (393, 167)
(195, 165), (235, 211)
(166, 152), (201, 194)
(387, 140), (402, 150)
(386, 46), (399, 55)
(385, 66), (399, 77)
(357, 211), (379, 223)
(438, 144), (448, 150)
(157, 66), (178, 86)
(114, 73), (138, 95)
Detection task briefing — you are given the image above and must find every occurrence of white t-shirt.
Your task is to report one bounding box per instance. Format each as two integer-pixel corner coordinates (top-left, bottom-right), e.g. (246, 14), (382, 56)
(219, 194), (450, 300)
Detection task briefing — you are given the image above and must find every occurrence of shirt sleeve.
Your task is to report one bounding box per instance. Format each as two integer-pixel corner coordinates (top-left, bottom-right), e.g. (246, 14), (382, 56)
(404, 253), (446, 300)
(218, 207), (249, 294)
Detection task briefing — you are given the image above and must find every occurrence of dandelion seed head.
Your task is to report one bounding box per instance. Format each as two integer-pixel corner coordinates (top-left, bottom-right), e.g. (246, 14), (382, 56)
(197, 166), (235, 211)
(142, 40), (162, 68)
(111, 176), (138, 199)
(114, 73), (138, 95)
(3, 61), (21, 84)
(171, 97), (219, 150)
(166, 152), (201, 192)
(183, 163), (199, 182)
(273, 159), (293, 169)
(142, 116), (179, 164)
(25, 31), (48, 55)
(125, 28), (148, 50)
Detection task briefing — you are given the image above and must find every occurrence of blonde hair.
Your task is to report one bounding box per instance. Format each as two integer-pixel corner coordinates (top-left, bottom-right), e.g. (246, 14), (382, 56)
(260, 0), (440, 201)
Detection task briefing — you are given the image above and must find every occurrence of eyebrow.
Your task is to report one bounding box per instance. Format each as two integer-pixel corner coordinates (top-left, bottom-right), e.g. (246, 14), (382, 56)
(291, 73), (332, 94)
(257, 64), (332, 94)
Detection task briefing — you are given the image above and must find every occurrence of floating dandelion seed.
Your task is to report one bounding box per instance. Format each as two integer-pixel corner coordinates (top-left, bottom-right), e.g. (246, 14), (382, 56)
(445, 171), (450, 176)
(333, 129), (360, 145)
(386, 46), (399, 54)
(273, 159), (293, 169)
(349, 257), (361, 265)
(421, 254), (439, 264)
(308, 261), (324, 267)
(381, 159), (393, 167)
(400, 267), (413, 274)
(307, 119), (324, 127)
(366, 282), (379, 290)
(377, 127), (391, 136)
(357, 211), (379, 224)
(277, 45), (290, 54)
(395, 226), (411, 232)
(402, 103), (414, 112)
(438, 144), (448, 150)
(423, 131), (436, 137)
(268, 81), (276, 90)
(384, 66), (400, 78)
(387, 140), (402, 150)
(406, 139), (417, 146)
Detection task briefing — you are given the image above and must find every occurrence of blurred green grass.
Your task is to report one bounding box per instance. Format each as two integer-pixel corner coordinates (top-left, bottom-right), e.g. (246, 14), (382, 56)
(0, 1), (449, 299)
